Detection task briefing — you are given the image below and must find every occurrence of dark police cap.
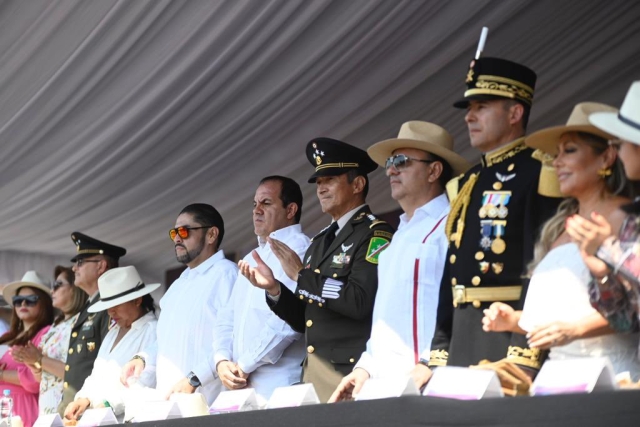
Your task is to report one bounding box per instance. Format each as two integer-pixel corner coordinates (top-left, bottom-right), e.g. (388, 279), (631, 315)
(70, 232), (127, 262)
(306, 138), (378, 183)
(453, 57), (537, 109)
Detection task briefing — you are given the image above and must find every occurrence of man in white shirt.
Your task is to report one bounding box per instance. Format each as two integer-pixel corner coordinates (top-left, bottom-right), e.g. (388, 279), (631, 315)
(121, 204), (238, 404)
(239, 138), (395, 402)
(213, 176), (310, 402)
(329, 121), (470, 401)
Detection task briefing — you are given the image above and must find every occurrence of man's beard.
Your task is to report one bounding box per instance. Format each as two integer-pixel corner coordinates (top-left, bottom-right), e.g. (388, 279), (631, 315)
(175, 234), (206, 264)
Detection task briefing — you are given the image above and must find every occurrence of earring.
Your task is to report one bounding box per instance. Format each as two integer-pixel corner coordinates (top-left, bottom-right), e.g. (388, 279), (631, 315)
(597, 168), (612, 178)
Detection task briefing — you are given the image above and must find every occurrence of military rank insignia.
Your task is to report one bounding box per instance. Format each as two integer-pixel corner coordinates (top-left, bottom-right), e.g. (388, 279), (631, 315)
(365, 236), (390, 264)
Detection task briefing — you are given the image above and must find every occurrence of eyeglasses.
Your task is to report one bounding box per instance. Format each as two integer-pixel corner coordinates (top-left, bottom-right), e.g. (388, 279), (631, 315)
(13, 295), (40, 307)
(75, 259), (102, 267)
(385, 154), (435, 171)
(52, 281), (67, 292)
(169, 226), (212, 240)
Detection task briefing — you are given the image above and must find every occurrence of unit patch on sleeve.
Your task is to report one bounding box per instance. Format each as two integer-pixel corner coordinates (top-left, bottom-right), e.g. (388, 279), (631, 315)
(365, 237), (390, 264)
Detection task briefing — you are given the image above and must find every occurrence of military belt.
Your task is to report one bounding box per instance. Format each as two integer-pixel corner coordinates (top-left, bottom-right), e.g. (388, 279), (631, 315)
(452, 284), (522, 307)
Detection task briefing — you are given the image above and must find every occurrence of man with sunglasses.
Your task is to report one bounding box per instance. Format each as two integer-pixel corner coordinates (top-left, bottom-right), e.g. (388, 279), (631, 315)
(121, 203), (237, 405)
(329, 121), (470, 401)
(213, 176), (310, 402)
(240, 138), (394, 402)
(426, 57), (561, 380)
(59, 232), (126, 413)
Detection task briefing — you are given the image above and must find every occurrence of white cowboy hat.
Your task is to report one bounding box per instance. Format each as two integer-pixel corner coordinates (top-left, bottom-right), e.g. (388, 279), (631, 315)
(88, 266), (160, 313)
(526, 102), (617, 155)
(590, 81), (640, 146)
(367, 121), (470, 176)
(3, 271), (51, 303)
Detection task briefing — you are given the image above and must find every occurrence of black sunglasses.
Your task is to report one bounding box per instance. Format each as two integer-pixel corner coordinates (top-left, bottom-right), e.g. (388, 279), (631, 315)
(52, 281), (67, 292)
(385, 154), (435, 171)
(13, 295), (40, 307)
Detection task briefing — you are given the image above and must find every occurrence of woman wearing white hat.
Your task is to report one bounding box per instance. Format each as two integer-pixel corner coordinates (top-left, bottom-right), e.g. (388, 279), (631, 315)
(12, 266), (88, 416)
(482, 102), (640, 379)
(567, 82), (640, 352)
(63, 266), (158, 422)
(0, 271), (54, 427)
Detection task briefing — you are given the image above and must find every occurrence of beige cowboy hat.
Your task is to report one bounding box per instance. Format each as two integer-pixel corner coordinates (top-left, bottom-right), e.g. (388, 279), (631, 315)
(88, 266), (160, 313)
(526, 102), (617, 155)
(590, 81), (640, 146)
(3, 271), (51, 303)
(367, 121), (470, 175)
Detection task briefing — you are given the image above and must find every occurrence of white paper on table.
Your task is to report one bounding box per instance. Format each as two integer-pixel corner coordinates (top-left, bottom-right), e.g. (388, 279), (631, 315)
(210, 389), (260, 414)
(77, 408), (117, 427)
(122, 385), (167, 422)
(132, 401), (181, 423)
(423, 366), (503, 400)
(169, 393), (209, 417)
(33, 413), (63, 427)
(355, 376), (419, 401)
(266, 384), (320, 409)
(531, 357), (617, 396)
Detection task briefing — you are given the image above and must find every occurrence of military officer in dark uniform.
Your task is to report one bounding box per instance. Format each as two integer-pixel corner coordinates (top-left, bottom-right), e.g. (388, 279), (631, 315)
(58, 232), (126, 413)
(428, 57), (561, 376)
(240, 138), (394, 402)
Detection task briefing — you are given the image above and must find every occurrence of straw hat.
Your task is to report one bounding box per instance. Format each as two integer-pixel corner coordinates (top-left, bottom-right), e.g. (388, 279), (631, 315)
(526, 102), (617, 155)
(590, 81), (640, 146)
(88, 266), (160, 313)
(2, 271), (51, 303)
(367, 121), (470, 175)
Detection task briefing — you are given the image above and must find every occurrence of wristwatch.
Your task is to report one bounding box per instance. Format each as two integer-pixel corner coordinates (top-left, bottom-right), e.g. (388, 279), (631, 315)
(418, 358), (430, 367)
(34, 355), (43, 370)
(187, 371), (201, 388)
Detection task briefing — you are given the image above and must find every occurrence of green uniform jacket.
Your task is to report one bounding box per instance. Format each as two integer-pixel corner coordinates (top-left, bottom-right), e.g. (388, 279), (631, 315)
(58, 295), (110, 414)
(268, 205), (394, 376)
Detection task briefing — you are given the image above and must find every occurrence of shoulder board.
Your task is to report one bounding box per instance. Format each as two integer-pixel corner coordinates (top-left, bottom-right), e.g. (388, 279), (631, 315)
(445, 174), (463, 202)
(531, 148), (552, 163)
(369, 219), (387, 229)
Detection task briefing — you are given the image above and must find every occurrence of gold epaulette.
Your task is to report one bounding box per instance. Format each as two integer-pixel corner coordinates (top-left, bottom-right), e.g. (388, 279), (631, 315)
(445, 174), (463, 202)
(506, 345), (544, 370)
(531, 149), (563, 198)
(428, 349), (449, 367)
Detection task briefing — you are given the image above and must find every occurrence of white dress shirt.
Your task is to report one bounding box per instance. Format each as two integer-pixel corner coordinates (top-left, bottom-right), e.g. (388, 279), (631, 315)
(75, 311), (157, 416)
(355, 194), (449, 378)
(214, 224), (310, 400)
(141, 250), (238, 404)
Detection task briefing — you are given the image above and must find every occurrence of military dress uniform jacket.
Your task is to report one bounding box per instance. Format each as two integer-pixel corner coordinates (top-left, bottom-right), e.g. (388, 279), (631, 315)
(58, 295), (110, 413)
(267, 206), (394, 397)
(429, 138), (560, 371)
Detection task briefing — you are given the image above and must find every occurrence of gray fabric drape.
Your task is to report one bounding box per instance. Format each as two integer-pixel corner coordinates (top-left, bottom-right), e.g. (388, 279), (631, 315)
(0, 0), (639, 284)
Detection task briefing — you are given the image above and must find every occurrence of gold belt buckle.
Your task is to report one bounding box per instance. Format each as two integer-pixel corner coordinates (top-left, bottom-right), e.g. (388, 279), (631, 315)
(453, 285), (466, 307)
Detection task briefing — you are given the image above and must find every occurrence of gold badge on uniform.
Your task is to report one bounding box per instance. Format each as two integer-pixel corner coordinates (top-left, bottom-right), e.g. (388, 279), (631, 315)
(77, 344), (83, 353)
(492, 263), (504, 274)
(87, 342), (96, 352)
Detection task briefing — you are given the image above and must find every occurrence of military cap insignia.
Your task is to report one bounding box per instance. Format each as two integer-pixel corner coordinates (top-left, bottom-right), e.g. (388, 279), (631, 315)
(365, 237), (390, 264)
(313, 147), (325, 165)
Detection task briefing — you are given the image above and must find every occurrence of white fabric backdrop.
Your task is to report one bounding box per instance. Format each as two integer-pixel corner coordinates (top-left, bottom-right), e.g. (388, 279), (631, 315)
(0, 0), (639, 285)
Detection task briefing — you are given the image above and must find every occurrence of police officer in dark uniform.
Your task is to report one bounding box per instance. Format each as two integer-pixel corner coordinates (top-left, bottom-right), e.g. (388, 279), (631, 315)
(58, 232), (126, 413)
(428, 58), (561, 376)
(240, 138), (394, 402)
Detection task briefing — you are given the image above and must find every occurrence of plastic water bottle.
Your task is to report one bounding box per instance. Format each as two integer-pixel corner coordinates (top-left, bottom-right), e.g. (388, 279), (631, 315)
(0, 389), (12, 426)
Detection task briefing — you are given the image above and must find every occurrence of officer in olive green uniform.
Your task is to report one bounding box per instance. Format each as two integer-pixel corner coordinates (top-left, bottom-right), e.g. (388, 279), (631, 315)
(265, 138), (394, 402)
(429, 58), (561, 372)
(59, 232), (126, 414)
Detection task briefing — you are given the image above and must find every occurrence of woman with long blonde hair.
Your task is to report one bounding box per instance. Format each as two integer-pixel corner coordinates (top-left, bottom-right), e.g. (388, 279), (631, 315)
(482, 102), (639, 378)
